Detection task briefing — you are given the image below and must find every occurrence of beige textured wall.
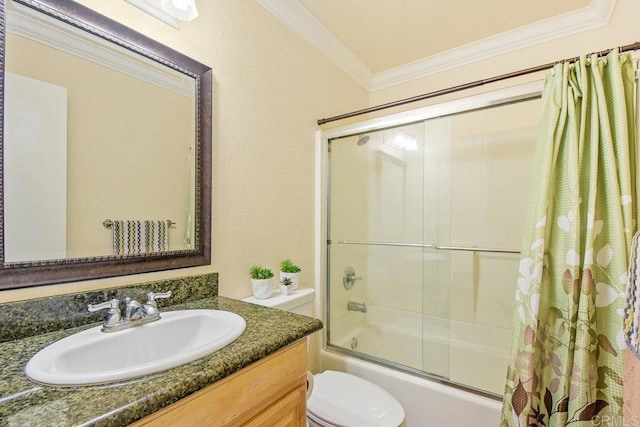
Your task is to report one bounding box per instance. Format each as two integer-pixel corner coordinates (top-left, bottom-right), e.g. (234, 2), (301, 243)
(625, 351), (640, 421)
(0, 0), (367, 302)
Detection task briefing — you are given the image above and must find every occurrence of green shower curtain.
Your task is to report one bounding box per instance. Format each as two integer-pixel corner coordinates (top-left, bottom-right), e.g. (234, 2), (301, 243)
(501, 50), (637, 426)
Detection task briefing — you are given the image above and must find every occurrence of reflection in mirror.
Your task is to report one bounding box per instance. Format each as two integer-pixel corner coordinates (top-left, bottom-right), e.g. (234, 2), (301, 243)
(0, 0), (212, 289)
(5, 1), (196, 262)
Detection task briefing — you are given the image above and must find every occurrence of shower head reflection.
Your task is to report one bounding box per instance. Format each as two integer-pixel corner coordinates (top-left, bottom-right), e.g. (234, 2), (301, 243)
(357, 135), (370, 145)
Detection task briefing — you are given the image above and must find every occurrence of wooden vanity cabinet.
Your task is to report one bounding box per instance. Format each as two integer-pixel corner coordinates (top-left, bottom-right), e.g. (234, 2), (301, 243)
(131, 340), (308, 427)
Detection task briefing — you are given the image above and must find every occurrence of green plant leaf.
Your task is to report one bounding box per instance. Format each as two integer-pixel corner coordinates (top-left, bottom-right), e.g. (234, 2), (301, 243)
(259, 268), (274, 279)
(250, 265), (262, 279)
(250, 265), (274, 279)
(280, 259), (301, 273)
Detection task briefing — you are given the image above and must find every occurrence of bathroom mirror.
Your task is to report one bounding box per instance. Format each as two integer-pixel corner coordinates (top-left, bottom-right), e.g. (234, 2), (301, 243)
(0, 0), (212, 289)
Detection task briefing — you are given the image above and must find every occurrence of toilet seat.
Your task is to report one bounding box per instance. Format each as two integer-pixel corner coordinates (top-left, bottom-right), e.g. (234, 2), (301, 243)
(307, 370), (405, 427)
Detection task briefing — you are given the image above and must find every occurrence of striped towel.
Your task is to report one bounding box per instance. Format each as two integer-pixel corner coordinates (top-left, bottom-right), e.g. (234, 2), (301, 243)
(625, 230), (640, 358)
(112, 220), (168, 255)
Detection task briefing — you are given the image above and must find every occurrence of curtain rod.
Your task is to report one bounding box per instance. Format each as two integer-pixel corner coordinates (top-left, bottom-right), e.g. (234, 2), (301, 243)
(317, 41), (640, 126)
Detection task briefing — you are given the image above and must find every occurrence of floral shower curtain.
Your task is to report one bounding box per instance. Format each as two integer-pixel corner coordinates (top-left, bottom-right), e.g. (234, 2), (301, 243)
(501, 50), (637, 426)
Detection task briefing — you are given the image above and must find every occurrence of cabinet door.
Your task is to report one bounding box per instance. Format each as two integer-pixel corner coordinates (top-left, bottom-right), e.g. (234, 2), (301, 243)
(244, 384), (307, 427)
(131, 340), (307, 427)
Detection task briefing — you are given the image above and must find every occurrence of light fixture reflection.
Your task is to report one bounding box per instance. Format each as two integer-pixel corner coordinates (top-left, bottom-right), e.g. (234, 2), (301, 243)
(385, 131), (417, 151)
(159, 0), (198, 21)
(126, 0), (198, 28)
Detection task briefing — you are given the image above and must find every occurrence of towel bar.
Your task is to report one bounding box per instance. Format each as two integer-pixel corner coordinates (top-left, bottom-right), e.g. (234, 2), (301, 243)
(103, 219), (176, 228)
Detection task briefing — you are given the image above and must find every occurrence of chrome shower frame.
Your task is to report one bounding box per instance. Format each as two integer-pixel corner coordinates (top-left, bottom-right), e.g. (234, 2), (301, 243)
(315, 80), (544, 400)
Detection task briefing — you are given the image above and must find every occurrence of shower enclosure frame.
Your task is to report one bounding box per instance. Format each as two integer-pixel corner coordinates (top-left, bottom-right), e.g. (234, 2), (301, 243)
(314, 80), (545, 400)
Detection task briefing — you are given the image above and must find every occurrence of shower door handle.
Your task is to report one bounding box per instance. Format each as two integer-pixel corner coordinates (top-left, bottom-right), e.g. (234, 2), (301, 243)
(343, 267), (362, 290)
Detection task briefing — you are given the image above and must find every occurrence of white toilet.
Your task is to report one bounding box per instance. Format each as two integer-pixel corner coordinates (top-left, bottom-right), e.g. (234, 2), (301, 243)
(306, 370), (405, 427)
(242, 288), (406, 427)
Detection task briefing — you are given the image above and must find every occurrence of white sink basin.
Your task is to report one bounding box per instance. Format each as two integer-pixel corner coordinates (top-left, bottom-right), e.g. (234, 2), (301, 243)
(25, 309), (246, 386)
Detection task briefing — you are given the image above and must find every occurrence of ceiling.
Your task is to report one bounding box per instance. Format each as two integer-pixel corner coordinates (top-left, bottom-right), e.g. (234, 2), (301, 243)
(297, 0), (590, 73)
(257, 0), (616, 90)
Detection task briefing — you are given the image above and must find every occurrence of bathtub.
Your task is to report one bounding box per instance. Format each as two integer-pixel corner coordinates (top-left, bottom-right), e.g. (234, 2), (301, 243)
(321, 305), (505, 426)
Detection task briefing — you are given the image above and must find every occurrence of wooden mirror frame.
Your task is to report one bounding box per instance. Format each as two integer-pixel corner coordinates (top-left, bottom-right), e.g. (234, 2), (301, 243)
(0, 0), (212, 290)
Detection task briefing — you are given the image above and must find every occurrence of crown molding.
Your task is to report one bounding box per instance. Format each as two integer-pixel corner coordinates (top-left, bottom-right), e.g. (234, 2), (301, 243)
(256, 0), (374, 90)
(7, 1), (195, 97)
(371, 0), (617, 90)
(258, 0), (617, 92)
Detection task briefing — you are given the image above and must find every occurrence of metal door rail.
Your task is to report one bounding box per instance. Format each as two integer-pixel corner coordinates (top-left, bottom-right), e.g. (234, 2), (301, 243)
(334, 240), (519, 255)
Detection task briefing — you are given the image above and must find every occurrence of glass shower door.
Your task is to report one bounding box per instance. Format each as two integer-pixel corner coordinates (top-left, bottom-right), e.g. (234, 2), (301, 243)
(421, 99), (539, 393)
(327, 123), (430, 373)
(325, 88), (541, 396)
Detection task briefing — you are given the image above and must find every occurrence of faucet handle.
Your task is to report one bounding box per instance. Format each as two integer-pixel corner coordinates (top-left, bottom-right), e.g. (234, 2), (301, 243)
(88, 298), (119, 313)
(146, 291), (172, 307)
(143, 291), (172, 318)
(343, 267), (363, 290)
(124, 296), (138, 306)
(88, 298), (122, 330)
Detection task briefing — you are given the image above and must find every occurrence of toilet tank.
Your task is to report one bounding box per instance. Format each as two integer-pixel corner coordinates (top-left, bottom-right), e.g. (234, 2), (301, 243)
(242, 288), (315, 316)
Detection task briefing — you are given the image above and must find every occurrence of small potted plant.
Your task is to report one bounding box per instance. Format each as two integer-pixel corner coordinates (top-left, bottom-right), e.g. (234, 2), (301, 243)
(250, 265), (274, 299)
(279, 259), (301, 291)
(280, 276), (294, 296)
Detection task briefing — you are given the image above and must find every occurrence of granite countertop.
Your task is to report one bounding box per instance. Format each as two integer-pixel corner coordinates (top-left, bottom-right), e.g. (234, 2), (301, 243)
(0, 295), (323, 426)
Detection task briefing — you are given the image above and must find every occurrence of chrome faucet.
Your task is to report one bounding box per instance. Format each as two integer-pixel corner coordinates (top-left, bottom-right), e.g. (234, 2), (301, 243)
(143, 291), (170, 318)
(347, 301), (367, 313)
(87, 298), (122, 330)
(88, 291), (172, 332)
(124, 297), (145, 321)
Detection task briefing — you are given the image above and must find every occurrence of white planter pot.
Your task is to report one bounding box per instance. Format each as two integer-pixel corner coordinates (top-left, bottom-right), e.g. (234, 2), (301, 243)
(251, 278), (273, 299)
(279, 272), (300, 291)
(279, 284), (294, 296)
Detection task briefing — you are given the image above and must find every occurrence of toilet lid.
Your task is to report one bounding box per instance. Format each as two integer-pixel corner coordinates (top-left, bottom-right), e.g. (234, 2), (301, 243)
(307, 371), (405, 427)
